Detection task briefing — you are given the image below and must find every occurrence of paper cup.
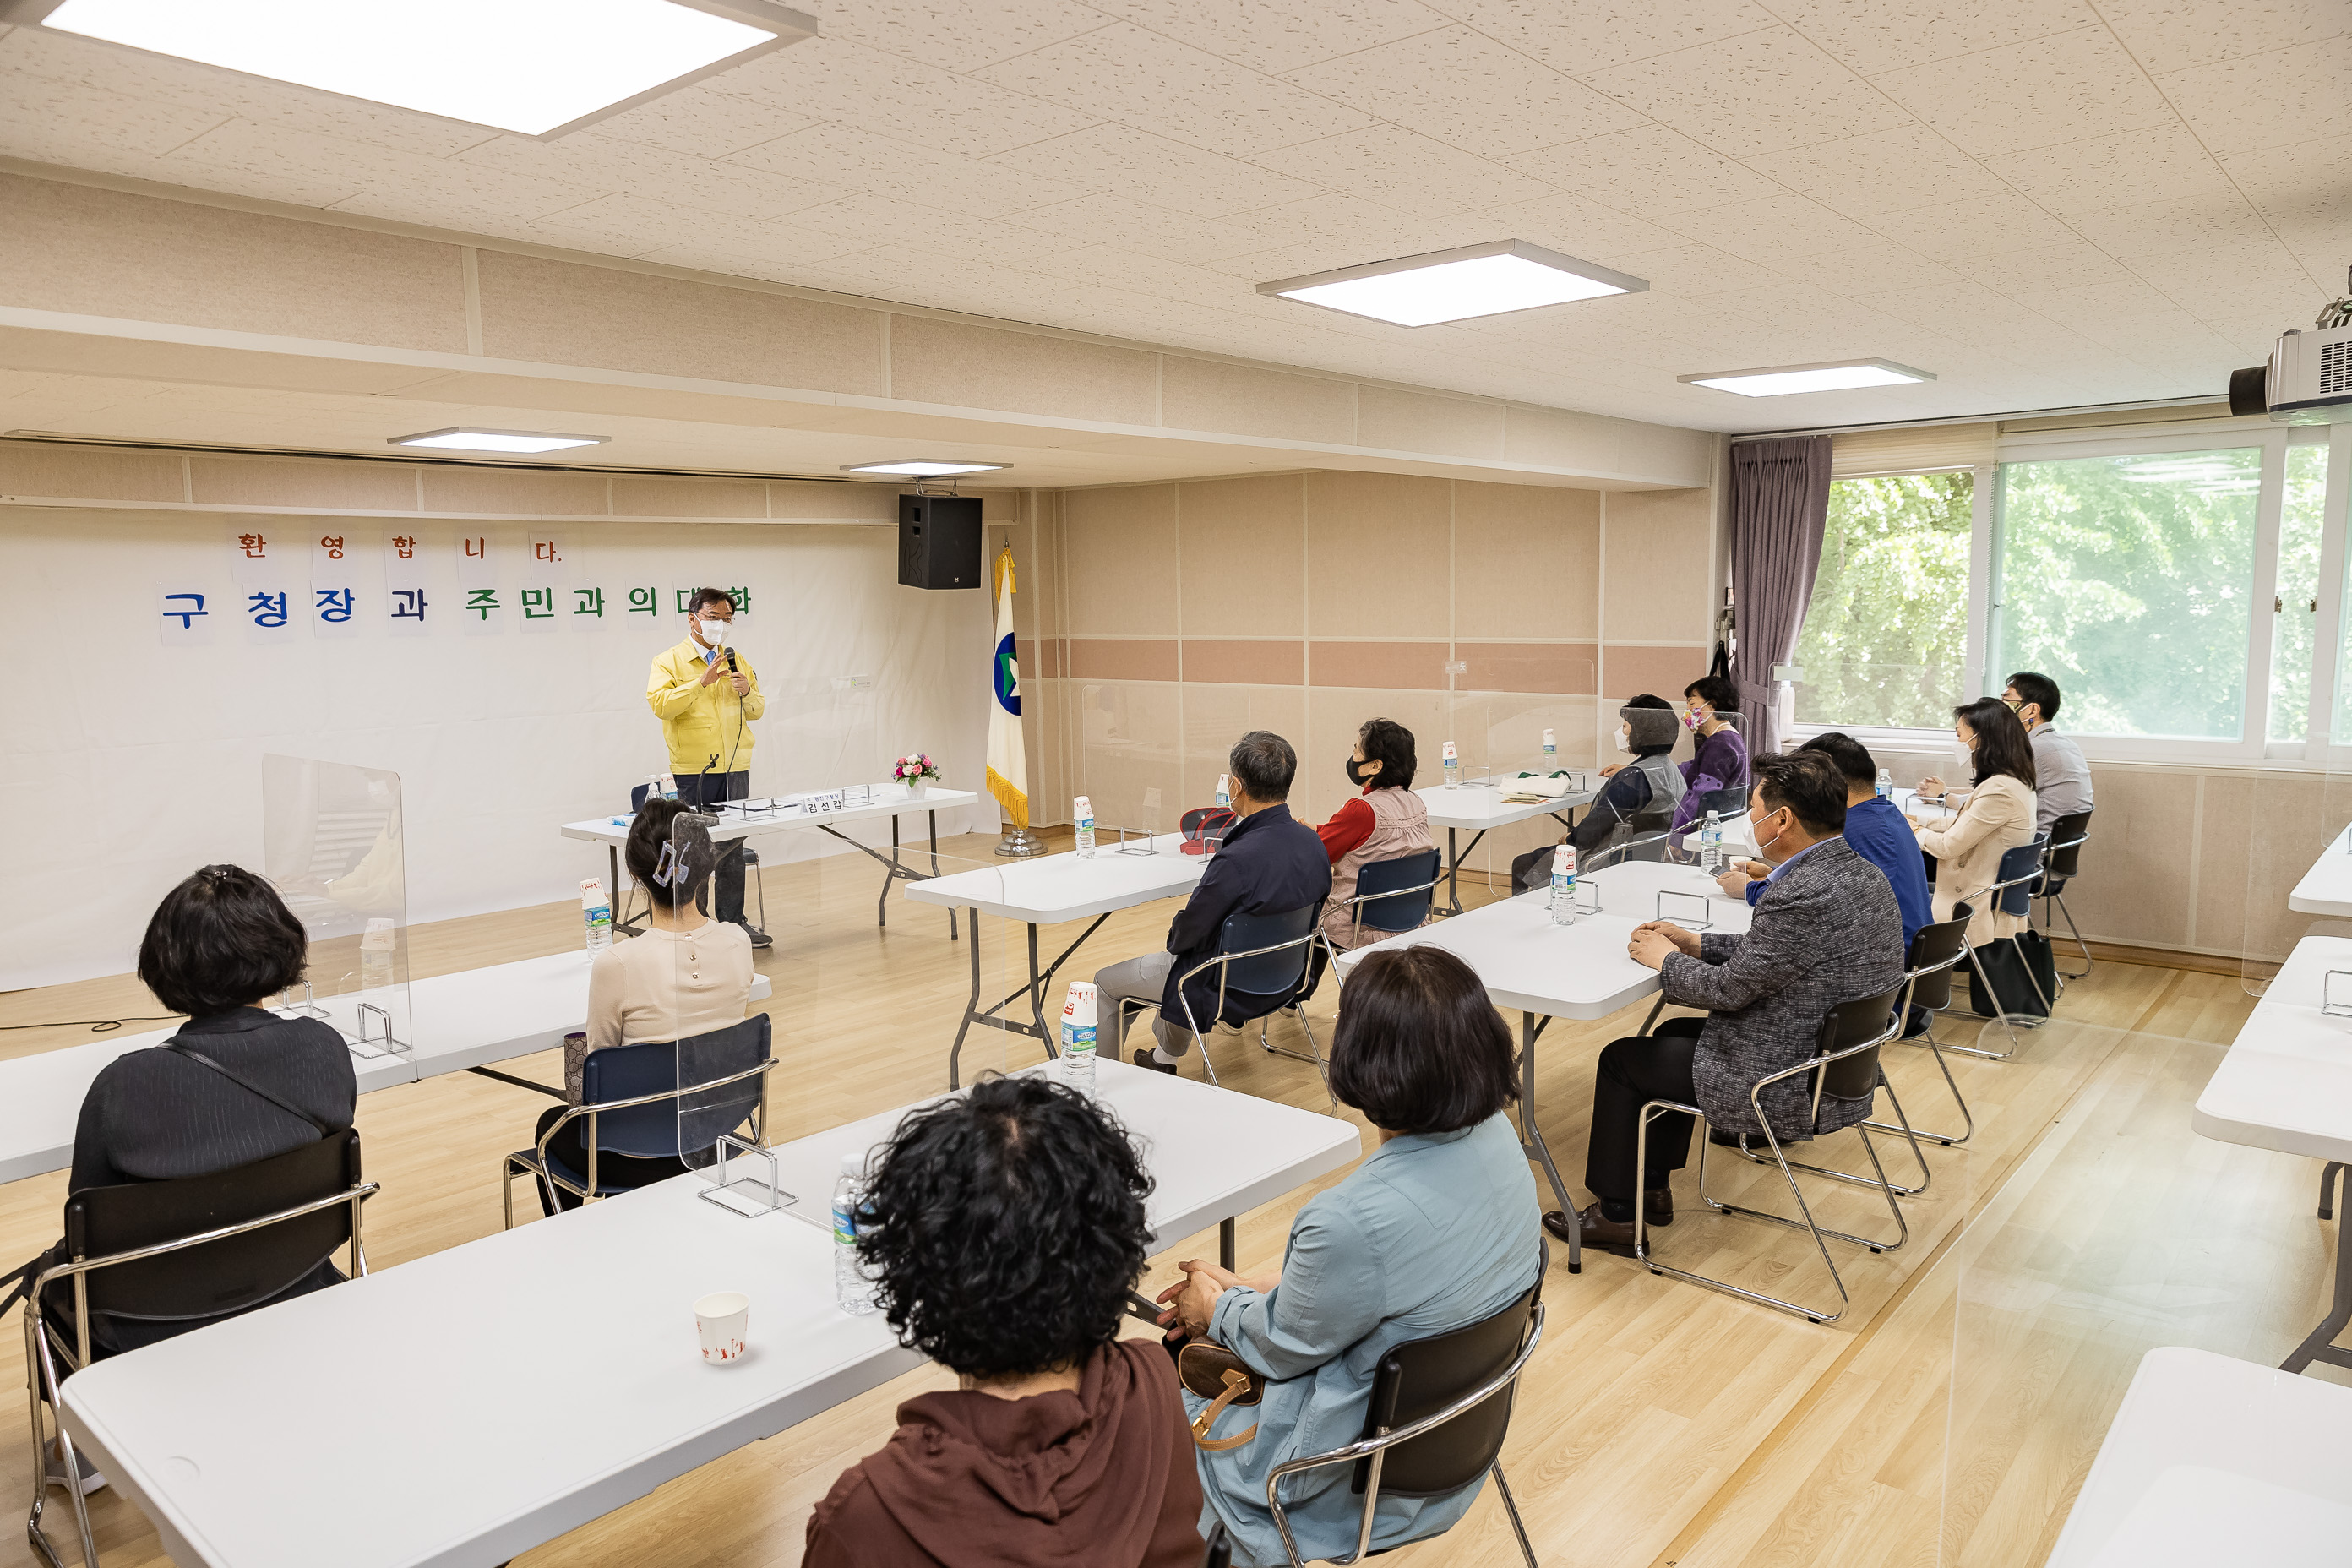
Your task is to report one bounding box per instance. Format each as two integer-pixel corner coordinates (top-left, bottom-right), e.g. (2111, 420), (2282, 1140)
(694, 1291), (749, 1364)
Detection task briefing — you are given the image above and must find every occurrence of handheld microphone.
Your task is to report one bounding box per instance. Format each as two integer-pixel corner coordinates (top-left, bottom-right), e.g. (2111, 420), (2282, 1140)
(726, 647), (738, 674)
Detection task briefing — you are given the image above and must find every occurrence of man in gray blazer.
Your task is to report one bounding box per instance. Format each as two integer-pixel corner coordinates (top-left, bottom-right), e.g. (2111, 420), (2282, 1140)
(1549, 751), (1907, 1255)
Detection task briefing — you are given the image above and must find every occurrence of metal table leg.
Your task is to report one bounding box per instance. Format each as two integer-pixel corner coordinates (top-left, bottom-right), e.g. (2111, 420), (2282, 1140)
(1520, 1012), (1580, 1273)
(1440, 827), (1491, 916)
(2285, 1162), (2352, 1374)
(1221, 1216), (1236, 1271)
(820, 811), (956, 939)
(608, 844), (650, 937)
(945, 912), (1113, 1087)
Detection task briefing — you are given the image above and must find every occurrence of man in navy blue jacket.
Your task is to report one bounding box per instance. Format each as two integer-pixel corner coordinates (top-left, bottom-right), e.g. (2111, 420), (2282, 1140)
(1094, 732), (1331, 1072)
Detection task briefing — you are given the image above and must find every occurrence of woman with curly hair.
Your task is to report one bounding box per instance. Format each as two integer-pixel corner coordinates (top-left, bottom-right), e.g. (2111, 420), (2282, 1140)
(804, 1074), (1202, 1568)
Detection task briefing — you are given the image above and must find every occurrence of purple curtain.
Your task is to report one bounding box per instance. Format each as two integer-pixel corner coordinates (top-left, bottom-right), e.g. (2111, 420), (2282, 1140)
(1729, 436), (1832, 756)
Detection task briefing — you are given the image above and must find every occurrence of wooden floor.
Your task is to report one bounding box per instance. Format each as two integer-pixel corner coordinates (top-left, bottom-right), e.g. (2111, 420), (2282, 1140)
(1, 833), (2316, 1568)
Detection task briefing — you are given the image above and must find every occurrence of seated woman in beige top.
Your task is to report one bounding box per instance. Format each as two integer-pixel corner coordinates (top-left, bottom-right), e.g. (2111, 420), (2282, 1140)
(1909, 697), (2039, 948)
(533, 799), (754, 1214)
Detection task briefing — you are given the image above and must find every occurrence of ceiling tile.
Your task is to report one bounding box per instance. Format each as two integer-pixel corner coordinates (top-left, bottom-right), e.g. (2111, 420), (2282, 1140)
(814, 0), (1117, 72)
(1080, 0), (1451, 74)
(983, 123), (1327, 218)
(2101, 0), (2350, 75)
(1947, 238), (2140, 295)
(1584, 242), (1792, 295)
(2131, 242), (2331, 321)
(1745, 124), (2013, 216)
(1870, 27), (2179, 157)
(971, 21), (1382, 155)
(1505, 123), (1788, 215)
(1220, 193), (1499, 263)
(584, 83), (824, 161)
(323, 164), (623, 235)
(458, 130), (858, 222)
(2064, 192), (2277, 261)
(1281, 26), (1647, 155)
(994, 192), (1266, 264)
(1248, 124), (1556, 215)
(2219, 133), (2352, 226)
(1658, 193), (1892, 264)
(2160, 35), (2352, 155)
(1865, 192), (2085, 259)
(718, 37), (1103, 160)
(1582, 27), (1914, 160)
(520, 195), (872, 265)
(1473, 191), (1688, 257)
(1979, 122), (2237, 214)
(726, 123), (1098, 215)
(1426, 0), (1780, 76)
(0, 75), (228, 162)
(1794, 237), (1973, 295)
(780, 196), (1057, 266)
(1767, 0), (2100, 76)
(153, 117), (419, 209)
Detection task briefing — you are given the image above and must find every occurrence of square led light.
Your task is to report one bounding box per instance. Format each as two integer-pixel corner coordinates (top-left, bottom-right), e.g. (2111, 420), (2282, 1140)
(390, 427), (608, 454)
(1679, 359), (1936, 397)
(842, 460), (1010, 477)
(1258, 241), (1647, 328)
(17, 0), (817, 139)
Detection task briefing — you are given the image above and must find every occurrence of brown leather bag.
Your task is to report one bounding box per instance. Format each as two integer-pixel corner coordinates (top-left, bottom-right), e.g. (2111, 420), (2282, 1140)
(1178, 1341), (1266, 1451)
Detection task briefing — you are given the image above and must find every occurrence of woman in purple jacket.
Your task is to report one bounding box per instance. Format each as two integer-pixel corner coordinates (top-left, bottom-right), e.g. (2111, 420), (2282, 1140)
(1669, 673), (1748, 835)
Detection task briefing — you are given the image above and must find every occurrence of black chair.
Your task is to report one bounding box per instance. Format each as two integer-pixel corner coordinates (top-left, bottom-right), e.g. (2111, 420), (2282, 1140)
(1698, 784), (1749, 817)
(501, 1015), (775, 1225)
(1201, 1520), (1232, 1568)
(1634, 985), (1911, 1324)
(25, 1132), (376, 1568)
(1332, 848), (1442, 950)
(629, 783), (765, 933)
(2034, 810), (2093, 981)
(1120, 905), (1329, 1102)
(1876, 906), (1979, 1147)
(1952, 836), (2054, 1049)
(1264, 1266), (1546, 1565)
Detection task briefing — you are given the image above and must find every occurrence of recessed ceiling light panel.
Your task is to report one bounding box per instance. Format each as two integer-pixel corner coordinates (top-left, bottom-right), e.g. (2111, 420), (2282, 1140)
(1259, 241), (1647, 328)
(18, 0), (817, 138)
(1679, 359), (1936, 397)
(842, 460), (1010, 477)
(390, 427), (609, 454)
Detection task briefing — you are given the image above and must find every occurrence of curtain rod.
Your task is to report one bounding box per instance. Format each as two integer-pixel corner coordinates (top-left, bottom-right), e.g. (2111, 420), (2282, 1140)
(1724, 394), (2229, 444)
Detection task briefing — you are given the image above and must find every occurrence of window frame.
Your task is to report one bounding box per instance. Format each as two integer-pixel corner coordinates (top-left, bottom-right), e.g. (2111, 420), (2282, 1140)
(1785, 418), (2350, 770)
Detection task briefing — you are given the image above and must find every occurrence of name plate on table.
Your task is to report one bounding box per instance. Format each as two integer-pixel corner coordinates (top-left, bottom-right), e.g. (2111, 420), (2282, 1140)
(798, 789), (847, 815)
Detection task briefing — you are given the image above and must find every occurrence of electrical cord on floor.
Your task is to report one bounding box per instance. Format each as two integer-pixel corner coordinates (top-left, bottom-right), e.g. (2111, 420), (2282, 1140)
(0, 1015), (177, 1032)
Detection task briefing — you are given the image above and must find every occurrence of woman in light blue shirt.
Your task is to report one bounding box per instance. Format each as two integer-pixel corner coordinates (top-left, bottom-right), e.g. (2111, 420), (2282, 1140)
(1157, 946), (1545, 1565)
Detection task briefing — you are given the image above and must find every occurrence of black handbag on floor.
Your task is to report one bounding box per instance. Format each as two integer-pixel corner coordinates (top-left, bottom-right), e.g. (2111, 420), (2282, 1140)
(1964, 933), (2055, 1019)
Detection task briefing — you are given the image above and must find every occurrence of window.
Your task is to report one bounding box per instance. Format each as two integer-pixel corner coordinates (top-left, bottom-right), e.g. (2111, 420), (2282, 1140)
(1989, 448), (2261, 740)
(1791, 471), (1973, 731)
(2272, 442), (2332, 743)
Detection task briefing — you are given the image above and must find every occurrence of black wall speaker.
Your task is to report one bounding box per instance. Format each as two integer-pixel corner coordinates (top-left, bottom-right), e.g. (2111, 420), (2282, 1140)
(897, 493), (983, 590)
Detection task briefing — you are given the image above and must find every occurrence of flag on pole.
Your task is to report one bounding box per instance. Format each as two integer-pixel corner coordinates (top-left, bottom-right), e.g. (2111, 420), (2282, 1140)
(987, 547), (1029, 829)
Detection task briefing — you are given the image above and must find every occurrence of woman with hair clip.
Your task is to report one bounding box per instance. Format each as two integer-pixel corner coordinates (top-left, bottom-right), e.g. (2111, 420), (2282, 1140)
(1909, 697), (2039, 948)
(531, 798), (754, 1214)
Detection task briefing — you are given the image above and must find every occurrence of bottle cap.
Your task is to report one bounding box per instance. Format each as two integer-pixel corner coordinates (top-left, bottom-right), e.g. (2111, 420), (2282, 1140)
(1074, 794), (1092, 815)
(1542, 728), (1555, 747)
(1062, 979), (1098, 1027)
(1443, 741), (1458, 760)
(580, 878), (604, 901)
(841, 1152), (866, 1178)
(1552, 844), (1572, 873)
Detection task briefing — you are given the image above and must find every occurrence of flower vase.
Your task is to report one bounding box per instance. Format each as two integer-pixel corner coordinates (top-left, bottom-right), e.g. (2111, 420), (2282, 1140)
(906, 777), (927, 798)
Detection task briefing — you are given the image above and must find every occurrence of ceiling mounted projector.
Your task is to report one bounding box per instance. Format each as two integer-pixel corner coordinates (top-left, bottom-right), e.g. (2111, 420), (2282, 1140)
(2228, 266), (2352, 424)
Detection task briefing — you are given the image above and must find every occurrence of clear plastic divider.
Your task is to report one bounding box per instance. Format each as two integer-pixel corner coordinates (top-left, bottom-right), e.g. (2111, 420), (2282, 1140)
(2244, 753), (2352, 997)
(259, 754), (414, 1079)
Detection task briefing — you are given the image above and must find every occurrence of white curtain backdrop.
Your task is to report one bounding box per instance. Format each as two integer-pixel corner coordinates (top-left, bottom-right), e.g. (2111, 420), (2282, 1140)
(1, 508), (993, 988)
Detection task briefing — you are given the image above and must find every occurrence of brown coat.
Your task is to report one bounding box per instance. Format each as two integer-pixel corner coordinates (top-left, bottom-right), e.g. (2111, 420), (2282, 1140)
(804, 1338), (1203, 1568)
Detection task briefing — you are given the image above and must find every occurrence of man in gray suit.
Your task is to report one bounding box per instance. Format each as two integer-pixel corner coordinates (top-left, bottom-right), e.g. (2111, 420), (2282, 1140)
(1549, 751), (1906, 1255)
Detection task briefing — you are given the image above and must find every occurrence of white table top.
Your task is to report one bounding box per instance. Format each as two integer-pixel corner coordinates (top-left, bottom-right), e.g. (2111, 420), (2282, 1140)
(59, 1059), (1359, 1568)
(2047, 1347), (2352, 1567)
(1335, 861), (1754, 1019)
(904, 833), (1206, 924)
(0, 952), (770, 1186)
(1418, 780), (1597, 831)
(561, 783), (980, 847)
(2191, 934), (2352, 1162)
(2289, 824), (2352, 917)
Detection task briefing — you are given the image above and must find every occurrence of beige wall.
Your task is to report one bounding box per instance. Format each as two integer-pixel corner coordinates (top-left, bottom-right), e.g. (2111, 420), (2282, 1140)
(1009, 471), (1718, 876)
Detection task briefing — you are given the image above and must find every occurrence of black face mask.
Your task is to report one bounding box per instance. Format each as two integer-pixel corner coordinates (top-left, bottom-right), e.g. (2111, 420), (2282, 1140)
(1345, 755), (1374, 786)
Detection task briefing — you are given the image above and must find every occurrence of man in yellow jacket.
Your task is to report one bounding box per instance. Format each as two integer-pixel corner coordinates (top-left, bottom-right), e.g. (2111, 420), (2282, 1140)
(647, 587), (769, 945)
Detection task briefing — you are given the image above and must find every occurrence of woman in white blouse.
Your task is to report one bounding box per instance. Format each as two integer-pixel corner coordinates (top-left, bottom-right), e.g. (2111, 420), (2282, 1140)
(533, 799), (754, 1213)
(1910, 697), (2039, 948)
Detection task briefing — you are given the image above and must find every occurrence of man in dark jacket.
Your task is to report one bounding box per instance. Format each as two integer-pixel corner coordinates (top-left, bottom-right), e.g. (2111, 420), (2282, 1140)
(1095, 731), (1331, 1071)
(1552, 750), (1905, 1255)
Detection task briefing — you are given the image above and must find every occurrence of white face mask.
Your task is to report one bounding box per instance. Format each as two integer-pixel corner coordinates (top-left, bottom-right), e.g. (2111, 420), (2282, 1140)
(1750, 806), (1789, 862)
(1615, 726), (1631, 754)
(698, 616), (729, 646)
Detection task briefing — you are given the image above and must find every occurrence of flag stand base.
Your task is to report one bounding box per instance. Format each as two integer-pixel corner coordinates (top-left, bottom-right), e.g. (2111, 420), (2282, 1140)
(994, 828), (1048, 858)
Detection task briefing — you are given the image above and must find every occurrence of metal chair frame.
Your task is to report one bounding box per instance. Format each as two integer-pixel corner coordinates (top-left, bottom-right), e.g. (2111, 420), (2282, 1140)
(1874, 941), (1977, 1148)
(1580, 830), (1674, 873)
(1936, 836), (2056, 1060)
(24, 1180), (376, 1568)
(500, 1059), (775, 1228)
(1336, 850), (1442, 949)
(1264, 1302), (1545, 1567)
(1116, 906), (1331, 1104)
(2033, 817), (2094, 983)
(1632, 996), (1910, 1324)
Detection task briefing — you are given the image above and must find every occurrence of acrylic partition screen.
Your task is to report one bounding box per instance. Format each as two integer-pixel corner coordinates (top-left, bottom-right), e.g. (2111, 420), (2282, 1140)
(259, 754), (413, 1074)
(1421, 690), (1603, 906)
(2242, 754), (2352, 998)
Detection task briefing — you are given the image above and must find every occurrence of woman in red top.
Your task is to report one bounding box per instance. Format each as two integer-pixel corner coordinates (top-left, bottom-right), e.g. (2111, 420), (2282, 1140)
(1304, 719), (1434, 994)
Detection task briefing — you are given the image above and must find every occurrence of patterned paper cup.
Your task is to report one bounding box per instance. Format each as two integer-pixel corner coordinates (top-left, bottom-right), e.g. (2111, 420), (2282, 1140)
(694, 1291), (749, 1364)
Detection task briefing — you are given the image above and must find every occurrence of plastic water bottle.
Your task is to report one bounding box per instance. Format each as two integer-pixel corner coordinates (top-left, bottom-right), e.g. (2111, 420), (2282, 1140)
(1443, 741), (1460, 789)
(834, 1154), (878, 1316)
(1875, 767), (1892, 801)
(1700, 811), (1723, 874)
(1075, 795), (1097, 858)
(1549, 844), (1578, 926)
(1060, 981), (1098, 1097)
(1542, 729), (1556, 766)
(580, 879), (612, 957)
(360, 917), (396, 992)
(1215, 773), (1233, 808)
